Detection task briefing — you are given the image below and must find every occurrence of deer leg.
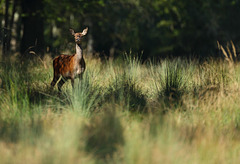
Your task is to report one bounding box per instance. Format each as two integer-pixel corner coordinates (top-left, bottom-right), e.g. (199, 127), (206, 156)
(70, 78), (75, 93)
(57, 77), (66, 92)
(77, 73), (84, 89)
(51, 74), (60, 90)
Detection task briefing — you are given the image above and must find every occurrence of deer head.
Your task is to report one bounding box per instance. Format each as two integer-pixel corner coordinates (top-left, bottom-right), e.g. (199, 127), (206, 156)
(69, 27), (88, 44)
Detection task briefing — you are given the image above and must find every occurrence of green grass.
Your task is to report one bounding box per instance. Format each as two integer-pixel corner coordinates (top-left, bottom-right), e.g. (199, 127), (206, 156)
(1, 53), (240, 163)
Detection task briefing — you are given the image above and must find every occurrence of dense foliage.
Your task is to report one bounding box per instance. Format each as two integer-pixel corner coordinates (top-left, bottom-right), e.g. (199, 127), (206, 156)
(1, 0), (240, 59)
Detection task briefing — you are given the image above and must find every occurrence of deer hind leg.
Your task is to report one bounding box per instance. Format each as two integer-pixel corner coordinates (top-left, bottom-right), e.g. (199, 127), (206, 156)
(51, 73), (60, 90)
(57, 77), (67, 92)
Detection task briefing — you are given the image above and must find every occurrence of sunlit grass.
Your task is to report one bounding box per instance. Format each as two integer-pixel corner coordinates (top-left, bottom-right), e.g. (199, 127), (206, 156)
(1, 53), (240, 163)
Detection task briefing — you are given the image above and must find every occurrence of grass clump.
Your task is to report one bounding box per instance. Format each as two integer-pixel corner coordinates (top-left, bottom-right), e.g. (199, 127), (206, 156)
(82, 110), (124, 159)
(154, 59), (186, 109)
(66, 71), (103, 116)
(104, 72), (147, 112)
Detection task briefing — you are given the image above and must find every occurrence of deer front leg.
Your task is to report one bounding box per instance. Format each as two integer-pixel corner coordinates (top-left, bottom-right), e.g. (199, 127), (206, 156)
(57, 77), (66, 92)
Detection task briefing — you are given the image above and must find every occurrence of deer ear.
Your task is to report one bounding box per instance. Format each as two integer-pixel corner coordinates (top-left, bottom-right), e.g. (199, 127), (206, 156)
(81, 27), (88, 36)
(69, 29), (75, 35)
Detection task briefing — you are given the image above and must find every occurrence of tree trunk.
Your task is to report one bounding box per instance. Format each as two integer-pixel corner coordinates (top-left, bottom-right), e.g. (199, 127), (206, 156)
(85, 18), (94, 57)
(6, 0), (17, 52)
(2, 0), (9, 57)
(20, 0), (44, 56)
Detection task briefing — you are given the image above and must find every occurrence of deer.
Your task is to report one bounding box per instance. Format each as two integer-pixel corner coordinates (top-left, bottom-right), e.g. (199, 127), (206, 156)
(50, 27), (88, 92)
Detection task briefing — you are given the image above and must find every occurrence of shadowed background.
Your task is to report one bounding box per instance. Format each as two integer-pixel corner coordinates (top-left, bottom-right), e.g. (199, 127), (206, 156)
(1, 0), (240, 60)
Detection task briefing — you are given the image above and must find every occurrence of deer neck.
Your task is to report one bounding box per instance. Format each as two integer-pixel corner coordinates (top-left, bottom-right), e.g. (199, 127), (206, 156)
(75, 43), (83, 60)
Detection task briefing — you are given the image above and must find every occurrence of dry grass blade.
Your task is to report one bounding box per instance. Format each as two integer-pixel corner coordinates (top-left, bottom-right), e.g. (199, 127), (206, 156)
(29, 51), (47, 69)
(221, 45), (230, 62)
(227, 46), (233, 62)
(217, 41), (229, 61)
(217, 41), (236, 64)
(231, 40), (237, 58)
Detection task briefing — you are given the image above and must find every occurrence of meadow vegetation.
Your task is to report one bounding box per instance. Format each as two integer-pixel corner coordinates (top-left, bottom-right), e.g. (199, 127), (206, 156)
(1, 48), (240, 163)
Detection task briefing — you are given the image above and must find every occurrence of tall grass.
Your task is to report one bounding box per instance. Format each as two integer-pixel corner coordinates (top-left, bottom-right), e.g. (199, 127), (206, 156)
(1, 53), (240, 163)
(0, 63), (31, 115)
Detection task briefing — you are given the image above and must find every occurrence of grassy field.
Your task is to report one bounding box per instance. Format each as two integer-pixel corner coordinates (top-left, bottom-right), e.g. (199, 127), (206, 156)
(1, 49), (240, 163)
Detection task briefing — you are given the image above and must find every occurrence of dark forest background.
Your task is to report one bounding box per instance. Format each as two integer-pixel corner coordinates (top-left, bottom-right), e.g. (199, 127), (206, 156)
(1, 0), (240, 60)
